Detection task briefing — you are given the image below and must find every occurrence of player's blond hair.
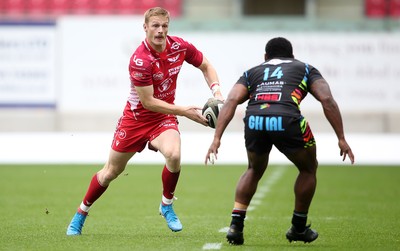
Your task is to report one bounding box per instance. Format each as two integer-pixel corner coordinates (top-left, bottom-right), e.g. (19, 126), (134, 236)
(144, 7), (170, 24)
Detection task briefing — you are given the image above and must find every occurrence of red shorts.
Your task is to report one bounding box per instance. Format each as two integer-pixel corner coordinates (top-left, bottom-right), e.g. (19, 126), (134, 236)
(111, 107), (180, 153)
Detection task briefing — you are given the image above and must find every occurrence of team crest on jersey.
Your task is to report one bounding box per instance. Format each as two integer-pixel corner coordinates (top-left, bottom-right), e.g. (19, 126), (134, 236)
(153, 72), (164, 81)
(171, 42), (180, 50)
(158, 78), (172, 92)
(168, 54), (180, 63)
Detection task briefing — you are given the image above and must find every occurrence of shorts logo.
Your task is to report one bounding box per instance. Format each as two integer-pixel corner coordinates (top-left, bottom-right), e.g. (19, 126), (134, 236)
(118, 129), (127, 139)
(248, 115), (285, 131)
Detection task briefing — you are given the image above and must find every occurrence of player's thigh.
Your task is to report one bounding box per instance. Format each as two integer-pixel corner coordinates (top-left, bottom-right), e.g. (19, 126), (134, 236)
(247, 150), (270, 176)
(106, 149), (136, 173)
(285, 145), (317, 173)
(150, 129), (181, 159)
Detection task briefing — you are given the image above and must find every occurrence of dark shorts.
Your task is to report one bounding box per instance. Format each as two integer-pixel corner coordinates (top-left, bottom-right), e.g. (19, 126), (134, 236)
(244, 115), (316, 156)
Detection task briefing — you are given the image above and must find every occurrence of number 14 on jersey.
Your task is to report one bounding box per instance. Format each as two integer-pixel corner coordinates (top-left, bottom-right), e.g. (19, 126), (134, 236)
(263, 66), (283, 81)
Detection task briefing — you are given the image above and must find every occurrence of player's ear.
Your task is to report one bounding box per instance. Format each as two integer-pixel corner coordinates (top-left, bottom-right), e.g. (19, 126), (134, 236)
(143, 23), (147, 32)
(264, 53), (268, 61)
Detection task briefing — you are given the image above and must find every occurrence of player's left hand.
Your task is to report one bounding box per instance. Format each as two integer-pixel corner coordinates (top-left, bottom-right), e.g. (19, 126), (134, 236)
(339, 139), (355, 164)
(205, 139), (221, 165)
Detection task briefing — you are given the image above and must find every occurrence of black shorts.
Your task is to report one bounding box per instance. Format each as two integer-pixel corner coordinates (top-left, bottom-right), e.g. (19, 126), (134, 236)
(244, 115), (316, 156)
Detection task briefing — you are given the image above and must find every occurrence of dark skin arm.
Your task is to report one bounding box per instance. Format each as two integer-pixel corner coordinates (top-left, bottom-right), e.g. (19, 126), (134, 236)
(310, 78), (355, 164)
(205, 83), (248, 165)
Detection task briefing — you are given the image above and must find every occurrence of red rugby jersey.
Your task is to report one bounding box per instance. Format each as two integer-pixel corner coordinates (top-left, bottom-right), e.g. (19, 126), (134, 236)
(128, 35), (203, 120)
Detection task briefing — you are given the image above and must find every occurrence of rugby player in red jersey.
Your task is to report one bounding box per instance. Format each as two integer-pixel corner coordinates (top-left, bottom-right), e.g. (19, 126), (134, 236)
(67, 7), (224, 235)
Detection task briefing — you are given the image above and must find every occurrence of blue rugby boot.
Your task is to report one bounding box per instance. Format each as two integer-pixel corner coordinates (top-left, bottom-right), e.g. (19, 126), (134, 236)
(159, 203), (183, 232)
(66, 212), (87, 236)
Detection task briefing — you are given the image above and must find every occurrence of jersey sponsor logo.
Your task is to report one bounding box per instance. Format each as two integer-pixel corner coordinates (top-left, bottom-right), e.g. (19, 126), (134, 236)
(168, 65), (182, 76)
(132, 71), (145, 80)
(153, 72), (164, 81)
(255, 92), (281, 101)
(167, 54), (180, 63)
(171, 42), (180, 50)
(248, 115), (285, 131)
(133, 55), (143, 66)
(158, 78), (172, 92)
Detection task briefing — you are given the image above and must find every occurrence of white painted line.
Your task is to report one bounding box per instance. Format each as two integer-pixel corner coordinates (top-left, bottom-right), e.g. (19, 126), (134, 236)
(203, 167), (288, 249)
(219, 227), (230, 233)
(202, 243), (222, 250)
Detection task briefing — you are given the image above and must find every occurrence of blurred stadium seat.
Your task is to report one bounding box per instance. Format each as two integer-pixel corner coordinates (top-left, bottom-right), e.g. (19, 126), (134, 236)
(0, 0), (183, 17)
(2, 0), (26, 16)
(365, 0), (387, 18)
(48, 0), (70, 15)
(389, 0), (400, 17)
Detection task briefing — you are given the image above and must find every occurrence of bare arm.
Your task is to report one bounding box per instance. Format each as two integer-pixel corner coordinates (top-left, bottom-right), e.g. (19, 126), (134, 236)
(136, 85), (208, 126)
(198, 56), (224, 101)
(205, 83), (248, 164)
(310, 78), (355, 164)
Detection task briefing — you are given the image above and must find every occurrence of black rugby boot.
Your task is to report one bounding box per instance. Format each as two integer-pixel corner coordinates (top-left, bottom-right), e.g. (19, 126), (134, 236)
(286, 224), (318, 243)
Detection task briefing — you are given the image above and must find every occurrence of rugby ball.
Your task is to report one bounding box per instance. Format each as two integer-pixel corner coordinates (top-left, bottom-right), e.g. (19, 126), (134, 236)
(202, 98), (224, 129)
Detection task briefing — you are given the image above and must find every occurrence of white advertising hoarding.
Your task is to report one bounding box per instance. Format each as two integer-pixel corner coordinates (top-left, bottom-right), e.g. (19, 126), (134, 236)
(0, 23), (56, 107)
(58, 17), (400, 113)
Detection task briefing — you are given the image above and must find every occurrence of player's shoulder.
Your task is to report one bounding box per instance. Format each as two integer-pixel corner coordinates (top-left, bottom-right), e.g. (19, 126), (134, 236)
(167, 35), (194, 49)
(129, 42), (154, 68)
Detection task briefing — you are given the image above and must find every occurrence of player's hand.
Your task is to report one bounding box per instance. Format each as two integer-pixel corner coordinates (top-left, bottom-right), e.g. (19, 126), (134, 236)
(182, 106), (209, 126)
(338, 139), (355, 164)
(205, 139), (220, 165)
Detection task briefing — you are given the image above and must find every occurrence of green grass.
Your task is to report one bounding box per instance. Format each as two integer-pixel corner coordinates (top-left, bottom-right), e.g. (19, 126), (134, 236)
(0, 164), (399, 250)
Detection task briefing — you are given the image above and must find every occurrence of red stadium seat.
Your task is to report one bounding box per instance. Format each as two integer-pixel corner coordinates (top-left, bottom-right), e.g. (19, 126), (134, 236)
(139, 0), (160, 12)
(48, 0), (71, 15)
(389, 0), (400, 17)
(3, 0), (27, 16)
(93, 0), (115, 14)
(365, 0), (388, 18)
(115, 0), (137, 14)
(26, 0), (48, 16)
(70, 0), (93, 14)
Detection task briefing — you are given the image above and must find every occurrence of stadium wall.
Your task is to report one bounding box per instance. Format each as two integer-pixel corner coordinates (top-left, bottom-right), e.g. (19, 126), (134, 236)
(0, 132), (399, 165)
(1, 17), (400, 134)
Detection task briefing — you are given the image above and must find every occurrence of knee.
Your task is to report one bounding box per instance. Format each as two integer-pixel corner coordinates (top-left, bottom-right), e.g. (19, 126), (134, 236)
(163, 148), (181, 164)
(98, 163), (125, 185)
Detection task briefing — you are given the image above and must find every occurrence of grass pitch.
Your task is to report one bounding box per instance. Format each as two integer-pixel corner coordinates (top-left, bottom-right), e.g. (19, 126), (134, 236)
(0, 164), (399, 250)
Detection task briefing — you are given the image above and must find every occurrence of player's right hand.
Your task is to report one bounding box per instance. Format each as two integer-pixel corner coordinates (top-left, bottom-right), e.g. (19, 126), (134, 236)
(183, 106), (209, 126)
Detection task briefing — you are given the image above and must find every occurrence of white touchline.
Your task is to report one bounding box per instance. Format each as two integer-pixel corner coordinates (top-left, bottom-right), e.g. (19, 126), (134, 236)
(202, 243), (222, 250)
(202, 166), (288, 249)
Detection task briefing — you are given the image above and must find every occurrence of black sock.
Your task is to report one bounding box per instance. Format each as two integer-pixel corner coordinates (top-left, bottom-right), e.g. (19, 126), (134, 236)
(230, 208), (246, 232)
(291, 211), (307, 232)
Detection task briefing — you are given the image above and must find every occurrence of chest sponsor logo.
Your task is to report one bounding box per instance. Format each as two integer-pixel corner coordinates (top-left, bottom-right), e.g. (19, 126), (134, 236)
(168, 54), (180, 63)
(153, 72), (164, 81)
(255, 92), (281, 101)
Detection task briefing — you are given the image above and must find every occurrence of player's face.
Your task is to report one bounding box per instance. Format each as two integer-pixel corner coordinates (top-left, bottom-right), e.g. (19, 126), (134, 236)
(144, 15), (169, 52)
